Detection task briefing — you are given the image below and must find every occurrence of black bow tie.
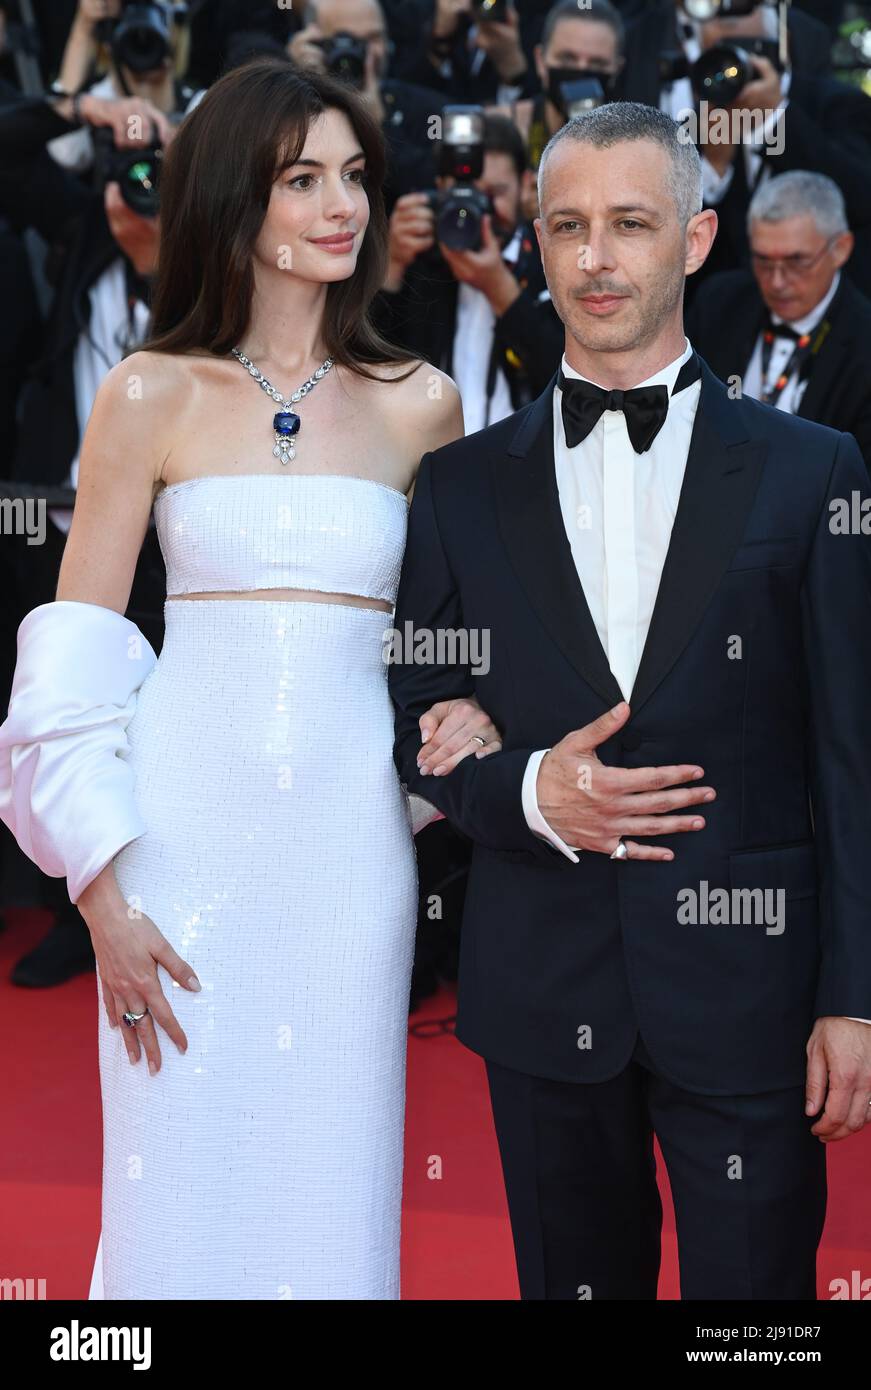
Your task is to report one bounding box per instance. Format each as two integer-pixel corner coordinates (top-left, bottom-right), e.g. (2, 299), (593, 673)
(558, 353), (702, 454)
(763, 314), (804, 343)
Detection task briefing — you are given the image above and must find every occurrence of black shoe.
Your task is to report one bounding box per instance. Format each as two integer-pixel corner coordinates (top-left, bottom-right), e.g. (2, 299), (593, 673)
(11, 909), (95, 987)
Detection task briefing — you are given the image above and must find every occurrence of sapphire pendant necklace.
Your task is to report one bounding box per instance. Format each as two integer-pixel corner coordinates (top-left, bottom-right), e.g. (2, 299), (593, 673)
(231, 347), (334, 465)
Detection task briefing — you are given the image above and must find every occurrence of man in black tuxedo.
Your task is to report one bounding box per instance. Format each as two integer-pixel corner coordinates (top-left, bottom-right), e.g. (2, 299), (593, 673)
(687, 169), (871, 472)
(389, 101), (871, 1299)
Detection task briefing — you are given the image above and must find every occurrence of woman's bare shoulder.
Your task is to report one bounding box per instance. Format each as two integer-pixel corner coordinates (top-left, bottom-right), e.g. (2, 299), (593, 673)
(88, 351), (204, 491)
(377, 358), (465, 456)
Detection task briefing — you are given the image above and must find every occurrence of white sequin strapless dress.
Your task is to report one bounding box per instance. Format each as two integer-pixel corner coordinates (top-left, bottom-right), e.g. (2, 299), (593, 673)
(88, 473), (419, 1300)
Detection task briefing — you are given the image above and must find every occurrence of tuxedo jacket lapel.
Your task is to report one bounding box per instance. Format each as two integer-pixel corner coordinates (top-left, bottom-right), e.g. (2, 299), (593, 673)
(495, 371), (624, 708)
(493, 362), (767, 718)
(629, 362), (767, 715)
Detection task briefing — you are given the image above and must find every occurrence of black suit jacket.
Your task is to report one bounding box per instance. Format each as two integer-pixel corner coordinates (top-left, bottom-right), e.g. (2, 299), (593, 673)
(686, 269), (871, 471)
(389, 359), (871, 1094)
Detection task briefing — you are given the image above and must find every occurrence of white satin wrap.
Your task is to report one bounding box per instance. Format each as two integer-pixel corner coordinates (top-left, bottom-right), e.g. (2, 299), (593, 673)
(0, 600), (158, 905)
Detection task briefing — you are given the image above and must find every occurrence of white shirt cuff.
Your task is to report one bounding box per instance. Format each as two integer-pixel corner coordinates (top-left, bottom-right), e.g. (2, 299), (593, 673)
(845, 1017), (871, 1025)
(521, 749), (580, 863)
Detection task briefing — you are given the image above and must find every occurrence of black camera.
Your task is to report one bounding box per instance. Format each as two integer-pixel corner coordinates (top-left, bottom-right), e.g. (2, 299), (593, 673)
(92, 123), (165, 217)
(422, 107), (493, 252)
(546, 67), (611, 117)
(660, 36), (781, 107)
(319, 32), (368, 88)
(95, 2), (185, 76)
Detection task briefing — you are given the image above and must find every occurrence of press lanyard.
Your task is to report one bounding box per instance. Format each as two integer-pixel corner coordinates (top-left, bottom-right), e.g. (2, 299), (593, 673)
(759, 318), (831, 407)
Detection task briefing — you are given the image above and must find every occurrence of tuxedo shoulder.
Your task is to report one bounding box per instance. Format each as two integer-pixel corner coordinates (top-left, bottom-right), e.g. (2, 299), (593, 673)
(737, 388), (847, 459)
(425, 403), (533, 480)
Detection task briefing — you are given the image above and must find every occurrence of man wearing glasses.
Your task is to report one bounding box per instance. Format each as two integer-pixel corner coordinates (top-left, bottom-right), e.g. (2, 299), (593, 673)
(686, 170), (871, 472)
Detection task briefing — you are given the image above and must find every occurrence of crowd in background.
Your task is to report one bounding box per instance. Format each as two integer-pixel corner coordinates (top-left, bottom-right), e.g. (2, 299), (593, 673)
(1, 0), (870, 1004)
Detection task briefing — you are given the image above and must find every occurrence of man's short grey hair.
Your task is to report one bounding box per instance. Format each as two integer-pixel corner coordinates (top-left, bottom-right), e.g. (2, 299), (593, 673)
(747, 170), (849, 240)
(537, 102), (704, 228)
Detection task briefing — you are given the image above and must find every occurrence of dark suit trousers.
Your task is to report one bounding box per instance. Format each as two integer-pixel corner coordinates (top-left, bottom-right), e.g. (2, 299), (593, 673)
(485, 1033), (827, 1300)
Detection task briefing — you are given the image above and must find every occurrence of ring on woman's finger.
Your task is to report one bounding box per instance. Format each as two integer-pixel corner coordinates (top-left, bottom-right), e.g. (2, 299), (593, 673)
(122, 1006), (150, 1028)
(470, 734), (486, 747)
(609, 838), (629, 861)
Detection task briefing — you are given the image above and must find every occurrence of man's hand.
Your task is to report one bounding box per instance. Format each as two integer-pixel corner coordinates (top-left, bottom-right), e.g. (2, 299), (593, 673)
(535, 701), (716, 861)
(432, 0), (472, 41)
(806, 1017), (871, 1141)
(474, 4), (527, 83)
(78, 93), (174, 149)
(439, 213), (521, 315)
(733, 54), (784, 116)
(387, 192), (436, 273)
(287, 22), (327, 72)
(104, 182), (159, 275)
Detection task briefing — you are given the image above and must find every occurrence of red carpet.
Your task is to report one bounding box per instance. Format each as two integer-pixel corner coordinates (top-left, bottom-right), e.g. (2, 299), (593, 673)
(1, 908), (869, 1300)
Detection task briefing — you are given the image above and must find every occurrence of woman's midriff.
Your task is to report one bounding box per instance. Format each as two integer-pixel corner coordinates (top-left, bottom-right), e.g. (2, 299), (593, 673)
(166, 588), (392, 612)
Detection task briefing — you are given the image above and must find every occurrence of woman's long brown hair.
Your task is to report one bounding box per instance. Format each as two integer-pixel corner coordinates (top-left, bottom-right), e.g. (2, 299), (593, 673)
(142, 56), (420, 383)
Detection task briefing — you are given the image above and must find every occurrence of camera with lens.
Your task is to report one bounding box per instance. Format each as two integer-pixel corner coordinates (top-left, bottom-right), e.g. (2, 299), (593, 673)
(658, 0), (788, 108)
(546, 67), (613, 117)
(92, 120), (172, 217)
(319, 32), (368, 88)
(95, 2), (187, 75)
(660, 35), (781, 107)
(420, 107), (493, 253)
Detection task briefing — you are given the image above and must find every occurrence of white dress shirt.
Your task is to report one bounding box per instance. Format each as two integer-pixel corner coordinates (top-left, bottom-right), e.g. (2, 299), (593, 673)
(520, 338), (700, 861)
(452, 227), (521, 435)
(742, 271), (841, 415)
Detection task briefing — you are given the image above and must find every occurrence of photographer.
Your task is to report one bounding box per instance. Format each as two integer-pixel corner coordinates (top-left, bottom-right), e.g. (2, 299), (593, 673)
(621, 2), (871, 300)
(46, 0), (202, 172)
(376, 112), (562, 431)
(488, 0), (625, 221)
(288, 0), (446, 213)
(393, 0), (539, 104)
(621, 0), (833, 109)
(0, 75), (174, 983)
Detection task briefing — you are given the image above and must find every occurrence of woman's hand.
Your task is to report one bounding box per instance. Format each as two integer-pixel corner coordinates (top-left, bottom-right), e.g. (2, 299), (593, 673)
(77, 863), (201, 1075)
(416, 696), (503, 776)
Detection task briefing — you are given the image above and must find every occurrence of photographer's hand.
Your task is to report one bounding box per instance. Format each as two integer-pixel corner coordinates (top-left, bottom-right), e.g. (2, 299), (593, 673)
(384, 193), (435, 291)
(105, 182), (160, 275)
(76, 93), (174, 149)
(734, 54), (784, 115)
(474, 4), (528, 84)
(439, 213), (521, 314)
(287, 23), (327, 73)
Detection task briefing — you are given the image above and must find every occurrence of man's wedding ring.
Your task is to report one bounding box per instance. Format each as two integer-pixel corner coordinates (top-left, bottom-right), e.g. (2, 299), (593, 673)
(122, 1008), (149, 1028)
(610, 840), (629, 861)
(470, 735), (486, 747)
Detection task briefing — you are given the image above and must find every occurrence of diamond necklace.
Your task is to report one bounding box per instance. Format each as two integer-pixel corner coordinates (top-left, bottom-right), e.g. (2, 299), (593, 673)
(231, 347), (334, 465)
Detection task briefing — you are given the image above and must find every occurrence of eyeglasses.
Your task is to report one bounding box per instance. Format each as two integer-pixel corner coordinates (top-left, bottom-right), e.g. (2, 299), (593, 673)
(750, 236), (839, 279)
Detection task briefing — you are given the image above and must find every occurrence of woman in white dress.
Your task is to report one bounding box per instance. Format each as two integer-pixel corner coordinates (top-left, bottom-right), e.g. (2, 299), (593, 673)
(0, 58), (502, 1300)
